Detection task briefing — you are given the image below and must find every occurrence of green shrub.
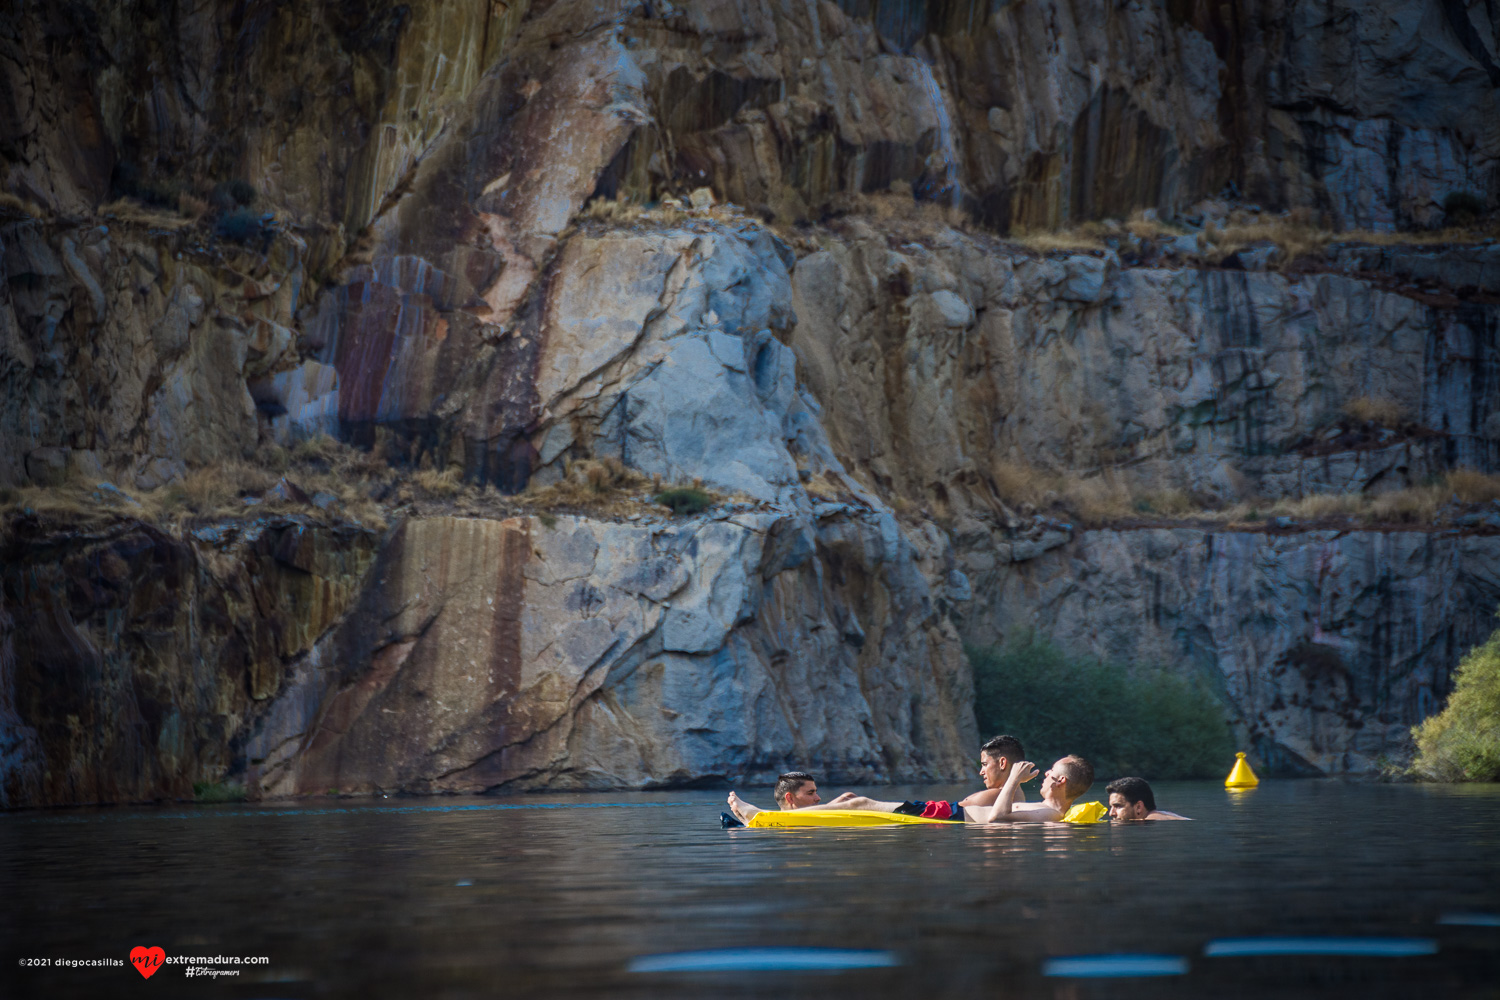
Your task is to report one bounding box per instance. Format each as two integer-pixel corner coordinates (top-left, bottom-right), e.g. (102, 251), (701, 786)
(1410, 618), (1500, 782)
(655, 487), (713, 515)
(226, 179), (257, 206)
(215, 207), (266, 244)
(192, 781), (246, 804)
(1442, 191), (1485, 224)
(969, 634), (1234, 780)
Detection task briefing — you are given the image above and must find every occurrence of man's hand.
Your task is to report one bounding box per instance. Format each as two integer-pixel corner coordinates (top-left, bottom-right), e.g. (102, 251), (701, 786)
(830, 792), (858, 804)
(1011, 761), (1039, 785)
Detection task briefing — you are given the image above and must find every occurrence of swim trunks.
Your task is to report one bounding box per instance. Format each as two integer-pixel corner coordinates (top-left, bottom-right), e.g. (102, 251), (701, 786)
(893, 800), (963, 820)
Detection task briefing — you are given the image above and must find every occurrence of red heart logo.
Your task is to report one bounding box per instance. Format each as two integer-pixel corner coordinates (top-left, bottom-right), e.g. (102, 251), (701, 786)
(130, 946), (165, 979)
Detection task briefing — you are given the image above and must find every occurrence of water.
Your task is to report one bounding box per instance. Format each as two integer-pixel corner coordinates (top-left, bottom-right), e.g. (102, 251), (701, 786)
(3, 781), (1498, 999)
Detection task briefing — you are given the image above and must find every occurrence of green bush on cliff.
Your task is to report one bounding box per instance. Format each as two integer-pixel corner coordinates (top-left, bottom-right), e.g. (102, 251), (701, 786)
(1443, 191), (1485, 225)
(655, 487), (713, 515)
(969, 634), (1234, 780)
(192, 781), (246, 804)
(1410, 619), (1500, 782)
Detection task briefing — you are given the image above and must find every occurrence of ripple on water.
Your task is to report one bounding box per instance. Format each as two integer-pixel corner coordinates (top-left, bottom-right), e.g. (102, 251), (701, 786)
(1042, 955), (1189, 977)
(628, 948), (901, 972)
(1203, 937), (1439, 957)
(1438, 913), (1500, 926)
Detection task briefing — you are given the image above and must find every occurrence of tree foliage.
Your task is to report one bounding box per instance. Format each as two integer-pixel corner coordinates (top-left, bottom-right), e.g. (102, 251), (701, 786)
(1411, 618), (1500, 782)
(969, 634), (1234, 781)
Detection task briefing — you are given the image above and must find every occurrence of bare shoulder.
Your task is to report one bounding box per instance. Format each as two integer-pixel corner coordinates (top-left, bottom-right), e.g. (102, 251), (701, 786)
(1147, 811), (1190, 821)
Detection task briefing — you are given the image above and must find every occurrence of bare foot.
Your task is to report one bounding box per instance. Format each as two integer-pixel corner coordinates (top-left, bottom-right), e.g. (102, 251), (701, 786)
(726, 791), (761, 824)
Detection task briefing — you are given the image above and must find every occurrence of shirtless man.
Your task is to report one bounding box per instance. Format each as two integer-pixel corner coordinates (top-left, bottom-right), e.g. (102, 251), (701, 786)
(1105, 776), (1189, 821)
(773, 771), (829, 810)
(725, 735), (1031, 824)
(722, 770), (854, 827)
(968, 755), (1094, 824)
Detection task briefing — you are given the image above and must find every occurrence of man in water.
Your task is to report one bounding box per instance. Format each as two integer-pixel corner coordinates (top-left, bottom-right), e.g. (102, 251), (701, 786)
(1105, 776), (1189, 821)
(966, 755), (1095, 824)
(726, 735), (1032, 824)
(722, 770), (848, 827)
(773, 771), (827, 810)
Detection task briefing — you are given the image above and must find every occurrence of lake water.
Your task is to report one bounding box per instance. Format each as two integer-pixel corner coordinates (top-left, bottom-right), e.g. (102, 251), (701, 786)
(3, 780), (1498, 998)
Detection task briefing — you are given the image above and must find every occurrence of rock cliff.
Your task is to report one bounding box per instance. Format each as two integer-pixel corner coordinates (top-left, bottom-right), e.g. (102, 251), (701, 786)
(3, 0), (1499, 806)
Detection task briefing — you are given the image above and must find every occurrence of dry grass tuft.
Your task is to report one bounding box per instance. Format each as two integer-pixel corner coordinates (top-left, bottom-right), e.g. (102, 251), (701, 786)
(0, 191), (46, 218)
(580, 197), (698, 228)
(524, 456), (732, 518)
(177, 192), (211, 222)
(988, 460), (1055, 508)
(525, 456), (654, 515)
(1342, 396), (1409, 426)
(987, 460), (1137, 524)
(805, 471), (850, 502)
(1010, 221), (1109, 253)
(1207, 218), (1326, 268)
(979, 456), (1497, 529)
(1061, 473), (1135, 523)
(1448, 468), (1500, 504)
(412, 467), (463, 498)
(1271, 492), (1368, 520)
(1124, 210), (1186, 240)
(1367, 485), (1445, 524)
(1132, 490), (1198, 516)
(1208, 213), (1499, 270)
(847, 192), (965, 230)
(99, 197), (197, 230)
(581, 198), (646, 224)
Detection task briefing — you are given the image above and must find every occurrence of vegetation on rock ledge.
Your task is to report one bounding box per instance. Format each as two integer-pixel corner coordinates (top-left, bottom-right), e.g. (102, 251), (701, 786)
(970, 635), (1234, 780)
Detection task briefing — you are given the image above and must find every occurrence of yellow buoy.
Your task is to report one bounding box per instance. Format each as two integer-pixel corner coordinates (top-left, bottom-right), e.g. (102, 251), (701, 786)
(1225, 752), (1259, 789)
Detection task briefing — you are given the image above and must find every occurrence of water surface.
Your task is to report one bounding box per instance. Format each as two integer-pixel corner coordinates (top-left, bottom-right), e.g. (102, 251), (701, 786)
(3, 780), (1497, 998)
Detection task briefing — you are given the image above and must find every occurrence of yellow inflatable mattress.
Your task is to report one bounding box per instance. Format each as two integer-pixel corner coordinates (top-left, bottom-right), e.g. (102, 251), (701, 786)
(744, 801), (1108, 828)
(747, 809), (960, 828)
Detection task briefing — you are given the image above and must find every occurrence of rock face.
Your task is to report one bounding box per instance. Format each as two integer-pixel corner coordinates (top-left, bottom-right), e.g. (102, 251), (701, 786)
(0, 516), (378, 808)
(788, 228), (1500, 508)
(3, 0), (1500, 806)
(961, 527), (1500, 776)
(250, 509), (971, 797)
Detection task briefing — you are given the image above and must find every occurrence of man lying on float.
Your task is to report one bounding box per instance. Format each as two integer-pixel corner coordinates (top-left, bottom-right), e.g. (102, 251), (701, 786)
(727, 742), (1095, 825)
(725, 735), (1027, 825)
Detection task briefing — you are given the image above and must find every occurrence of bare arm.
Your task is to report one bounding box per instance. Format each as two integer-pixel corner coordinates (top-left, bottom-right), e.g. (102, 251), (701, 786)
(957, 785), (1024, 807)
(977, 762), (1058, 823)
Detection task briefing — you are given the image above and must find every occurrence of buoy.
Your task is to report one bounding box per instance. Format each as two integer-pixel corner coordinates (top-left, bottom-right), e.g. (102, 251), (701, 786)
(1225, 752), (1259, 789)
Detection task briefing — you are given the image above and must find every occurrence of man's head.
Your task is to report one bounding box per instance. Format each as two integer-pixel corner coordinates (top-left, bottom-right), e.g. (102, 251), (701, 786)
(978, 734), (1025, 789)
(1106, 776), (1156, 821)
(1040, 755), (1094, 803)
(774, 771), (821, 810)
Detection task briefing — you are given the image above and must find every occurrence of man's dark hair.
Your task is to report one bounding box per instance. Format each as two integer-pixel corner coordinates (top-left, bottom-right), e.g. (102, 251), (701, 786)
(774, 771), (814, 805)
(1106, 776), (1155, 813)
(1059, 755), (1095, 797)
(980, 734), (1024, 762)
